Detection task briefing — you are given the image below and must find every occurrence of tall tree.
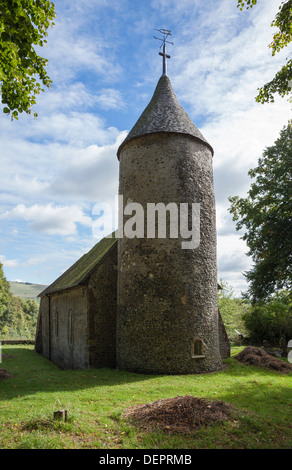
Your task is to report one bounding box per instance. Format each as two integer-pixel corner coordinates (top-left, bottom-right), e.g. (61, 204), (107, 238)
(0, 0), (56, 119)
(0, 264), (38, 337)
(0, 263), (16, 332)
(228, 124), (292, 301)
(218, 279), (249, 341)
(237, 0), (292, 106)
(243, 290), (292, 344)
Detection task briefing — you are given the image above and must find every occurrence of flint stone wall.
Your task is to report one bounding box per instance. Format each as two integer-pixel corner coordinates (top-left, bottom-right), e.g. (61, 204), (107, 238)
(45, 287), (88, 369)
(117, 132), (223, 374)
(35, 244), (117, 370)
(87, 243), (117, 368)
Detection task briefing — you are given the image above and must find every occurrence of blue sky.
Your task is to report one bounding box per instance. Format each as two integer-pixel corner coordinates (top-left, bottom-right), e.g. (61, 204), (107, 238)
(0, 0), (290, 295)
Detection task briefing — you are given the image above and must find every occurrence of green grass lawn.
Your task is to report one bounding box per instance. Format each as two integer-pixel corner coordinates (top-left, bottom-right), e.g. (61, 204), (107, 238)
(0, 345), (291, 449)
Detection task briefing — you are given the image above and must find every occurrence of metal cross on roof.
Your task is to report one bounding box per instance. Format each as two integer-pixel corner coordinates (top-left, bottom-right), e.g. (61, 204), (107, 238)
(154, 29), (174, 76)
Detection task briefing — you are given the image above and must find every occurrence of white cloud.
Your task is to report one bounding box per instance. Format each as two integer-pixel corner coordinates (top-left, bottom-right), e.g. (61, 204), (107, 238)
(35, 83), (126, 114)
(25, 256), (47, 267)
(0, 113), (124, 212)
(0, 255), (45, 268)
(96, 89), (126, 110)
(12, 176), (50, 196)
(217, 233), (251, 295)
(44, 15), (123, 84)
(49, 133), (125, 201)
(0, 255), (20, 268)
(1, 204), (93, 236)
(170, 0), (287, 122)
(19, 112), (118, 146)
(36, 83), (98, 113)
(208, 97), (289, 172)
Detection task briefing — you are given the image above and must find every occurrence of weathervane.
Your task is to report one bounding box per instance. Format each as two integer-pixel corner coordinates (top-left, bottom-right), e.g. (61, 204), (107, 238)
(154, 29), (174, 76)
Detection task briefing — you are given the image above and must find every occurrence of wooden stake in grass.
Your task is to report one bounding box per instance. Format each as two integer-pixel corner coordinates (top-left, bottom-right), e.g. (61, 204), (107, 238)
(53, 410), (68, 422)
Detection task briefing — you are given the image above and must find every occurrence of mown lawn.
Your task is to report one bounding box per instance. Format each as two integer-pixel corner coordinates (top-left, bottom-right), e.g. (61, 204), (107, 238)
(0, 344), (291, 449)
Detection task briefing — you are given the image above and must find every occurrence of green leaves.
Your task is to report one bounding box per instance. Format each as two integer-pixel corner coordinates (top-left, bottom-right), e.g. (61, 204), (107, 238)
(0, 0), (56, 119)
(234, 5), (292, 300)
(270, 0), (292, 55)
(243, 290), (292, 343)
(237, 0), (292, 107)
(237, 0), (257, 11)
(0, 263), (16, 333)
(228, 124), (292, 302)
(218, 279), (249, 341)
(0, 264), (39, 337)
(256, 59), (292, 104)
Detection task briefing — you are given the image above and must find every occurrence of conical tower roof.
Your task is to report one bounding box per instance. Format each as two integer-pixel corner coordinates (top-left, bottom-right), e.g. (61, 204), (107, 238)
(117, 74), (213, 159)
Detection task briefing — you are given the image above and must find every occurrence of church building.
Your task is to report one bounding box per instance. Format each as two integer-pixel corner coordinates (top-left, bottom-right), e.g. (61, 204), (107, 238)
(35, 38), (230, 373)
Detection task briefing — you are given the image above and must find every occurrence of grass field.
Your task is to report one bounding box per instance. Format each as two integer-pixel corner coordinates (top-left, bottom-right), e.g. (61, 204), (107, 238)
(9, 281), (47, 299)
(0, 344), (291, 450)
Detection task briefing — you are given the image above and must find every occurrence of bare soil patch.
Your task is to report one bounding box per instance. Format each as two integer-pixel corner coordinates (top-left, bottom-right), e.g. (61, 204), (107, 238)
(0, 368), (11, 381)
(235, 346), (292, 373)
(123, 395), (234, 434)
(2, 354), (15, 359)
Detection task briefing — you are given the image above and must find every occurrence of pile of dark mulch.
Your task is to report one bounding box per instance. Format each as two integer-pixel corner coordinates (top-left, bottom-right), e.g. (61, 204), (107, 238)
(0, 368), (11, 381)
(234, 346), (292, 373)
(123, 395), (234, 434)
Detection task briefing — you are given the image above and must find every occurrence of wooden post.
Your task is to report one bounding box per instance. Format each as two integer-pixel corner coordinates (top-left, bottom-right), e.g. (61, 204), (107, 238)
(54, 410), (68, 421)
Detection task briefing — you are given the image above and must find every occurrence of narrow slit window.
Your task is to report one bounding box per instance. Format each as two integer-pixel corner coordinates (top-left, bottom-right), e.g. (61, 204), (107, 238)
(55, 309), (58, 337)
(68, 309), (73, 344)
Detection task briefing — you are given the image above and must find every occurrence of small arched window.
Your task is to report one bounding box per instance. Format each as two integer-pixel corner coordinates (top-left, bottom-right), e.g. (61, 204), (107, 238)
(191, 339), (204, 358)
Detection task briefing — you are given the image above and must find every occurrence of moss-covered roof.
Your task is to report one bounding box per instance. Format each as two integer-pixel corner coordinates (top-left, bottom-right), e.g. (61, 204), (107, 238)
(39, 234), (117, 296)
(117, 74), (213, 158)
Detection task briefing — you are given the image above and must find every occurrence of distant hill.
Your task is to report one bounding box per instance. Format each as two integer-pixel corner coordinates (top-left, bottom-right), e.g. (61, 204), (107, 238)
(9, 281), (48, 300)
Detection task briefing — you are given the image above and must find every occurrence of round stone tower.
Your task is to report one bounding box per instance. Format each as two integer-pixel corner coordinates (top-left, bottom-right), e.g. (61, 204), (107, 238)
(116, 73), (223, 374)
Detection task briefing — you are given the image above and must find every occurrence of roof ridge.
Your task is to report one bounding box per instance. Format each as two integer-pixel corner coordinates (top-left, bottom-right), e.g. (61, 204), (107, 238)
(39, 235), (117, 296)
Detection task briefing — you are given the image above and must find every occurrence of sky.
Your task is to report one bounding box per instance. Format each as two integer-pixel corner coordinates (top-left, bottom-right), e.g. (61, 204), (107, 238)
(0, 0), (290, 296)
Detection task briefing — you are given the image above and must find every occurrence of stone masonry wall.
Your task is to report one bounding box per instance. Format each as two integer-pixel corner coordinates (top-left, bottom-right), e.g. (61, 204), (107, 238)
(35, 295), (50, 358)
(48, 287), (88, 369)
(87, 244), (117, 368)
(117, 133), (223, 374)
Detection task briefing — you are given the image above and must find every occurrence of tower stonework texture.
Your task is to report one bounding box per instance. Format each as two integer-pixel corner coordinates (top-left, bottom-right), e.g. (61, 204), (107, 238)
(116, 75), (223, 374)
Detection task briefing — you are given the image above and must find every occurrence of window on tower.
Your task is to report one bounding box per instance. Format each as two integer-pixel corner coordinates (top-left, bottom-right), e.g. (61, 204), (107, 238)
(191, 339), (205, 358)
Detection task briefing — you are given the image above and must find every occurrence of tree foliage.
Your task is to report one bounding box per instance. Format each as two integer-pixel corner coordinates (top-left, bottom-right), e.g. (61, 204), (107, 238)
(243, 290), (292, 344)
(237, 0), (292, 105)
(218, 279), (249, 343)
(228, 124), (292, 301)
(0, 262), (15, 331)
(19, 297), (39, 318)
(0, 263), (38, 338)
(0, 0), (56, 119)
